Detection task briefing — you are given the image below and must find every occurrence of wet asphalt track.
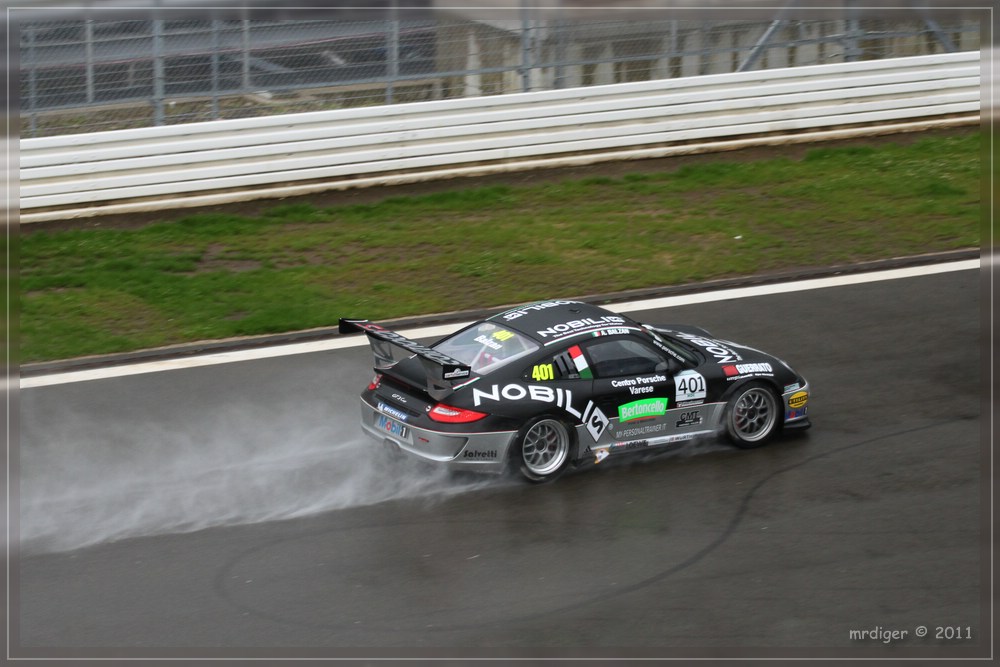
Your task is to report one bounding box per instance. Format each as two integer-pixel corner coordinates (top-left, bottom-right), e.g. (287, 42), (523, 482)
(14, 267), (985, 657)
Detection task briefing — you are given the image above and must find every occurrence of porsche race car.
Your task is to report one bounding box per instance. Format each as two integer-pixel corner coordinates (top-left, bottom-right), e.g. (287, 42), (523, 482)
(341, 299), (810, 482)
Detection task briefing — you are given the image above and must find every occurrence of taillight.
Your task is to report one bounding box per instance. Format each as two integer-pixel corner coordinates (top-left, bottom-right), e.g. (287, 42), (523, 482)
(428, 403), (487, 423)
(367, 374), (382, 391)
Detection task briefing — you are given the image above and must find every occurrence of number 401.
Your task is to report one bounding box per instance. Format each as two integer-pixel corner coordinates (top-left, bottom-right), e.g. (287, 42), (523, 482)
(532, 364), (555, 381)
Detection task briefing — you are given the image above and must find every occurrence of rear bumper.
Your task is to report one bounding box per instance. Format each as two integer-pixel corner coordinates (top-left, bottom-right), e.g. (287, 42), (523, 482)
(360, 397), (517, 474)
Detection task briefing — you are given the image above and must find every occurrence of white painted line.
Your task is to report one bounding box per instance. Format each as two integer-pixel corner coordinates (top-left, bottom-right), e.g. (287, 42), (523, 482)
(613, 258), (982, 313)
(20, 259), (980, 389)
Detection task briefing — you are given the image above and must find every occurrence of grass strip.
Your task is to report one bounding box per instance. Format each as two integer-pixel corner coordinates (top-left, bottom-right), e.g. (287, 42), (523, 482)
(20, 132), (981, 363)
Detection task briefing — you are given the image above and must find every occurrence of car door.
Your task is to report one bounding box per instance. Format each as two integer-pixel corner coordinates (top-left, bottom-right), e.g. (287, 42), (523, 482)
(577, 335), (679, 456)
(518, 343), (606, 457)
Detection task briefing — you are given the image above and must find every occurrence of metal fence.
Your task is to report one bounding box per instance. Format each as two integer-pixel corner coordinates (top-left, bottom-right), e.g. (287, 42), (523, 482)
(18, 16), (981, 137)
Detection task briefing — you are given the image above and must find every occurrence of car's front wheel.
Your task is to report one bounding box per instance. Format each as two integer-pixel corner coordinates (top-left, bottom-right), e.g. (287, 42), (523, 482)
(724, 382), (780, 448)
(514, 416), (573, 483)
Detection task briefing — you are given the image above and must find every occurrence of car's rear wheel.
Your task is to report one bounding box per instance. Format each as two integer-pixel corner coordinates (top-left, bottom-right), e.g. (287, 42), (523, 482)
(515, 416), (572, 483)
(724, 382), (780, 448)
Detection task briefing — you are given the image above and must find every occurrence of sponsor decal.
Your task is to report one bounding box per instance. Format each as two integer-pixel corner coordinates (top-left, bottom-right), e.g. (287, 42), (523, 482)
(648, 334), (688, 363)
(675, 410), (702, 428)
(785, 407), (808, 421)
(677, 399), (704, 408)
(618, 398), (669, 422)
(659, 433), (697, 444)
(492, 330), (515, 341)
(788, 391), (809, 409)
(463, 449), (497, 460)
(567, 345), (593, 379)
(584, 406), (610, 442)
(500, 300), (580, 321)
(474, 334), (503, 351)
(600, 431), (698, 451)
(390, 393), (407, 404)
(612, 439), (649, 451)
(471, 383), (609, 441)
(376, 413), (407, 438)
(592, 327), (634, 337)
(611, 374), (667, 396)
(673, 331), (742, 364)
(722, 362), (773, 378)
(536, 316), (627, 340)
(636, 374), (667, 385)
(616, 422), (668, 438)
(674, 370), (707, 403)
(784, 382), (801, 393)
(377, 401), (409, 422)
(443, 366), (471, 379)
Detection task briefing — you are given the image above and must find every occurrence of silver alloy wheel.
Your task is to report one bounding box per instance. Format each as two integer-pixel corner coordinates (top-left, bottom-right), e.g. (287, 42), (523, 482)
(521, 418), (571, 477)
(730, 386), (778, 443)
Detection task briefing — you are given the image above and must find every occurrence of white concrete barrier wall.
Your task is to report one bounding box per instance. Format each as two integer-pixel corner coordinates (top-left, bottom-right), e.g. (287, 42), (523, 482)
(19, 51), (981, 222)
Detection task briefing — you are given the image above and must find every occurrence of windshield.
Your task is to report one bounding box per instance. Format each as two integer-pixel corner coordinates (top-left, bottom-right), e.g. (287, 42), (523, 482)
(434, 322), (540, 375)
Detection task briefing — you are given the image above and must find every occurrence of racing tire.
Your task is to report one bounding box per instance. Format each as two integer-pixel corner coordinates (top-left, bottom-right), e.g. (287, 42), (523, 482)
(514, 416), (573, 483)
(723, 382), (780, 449)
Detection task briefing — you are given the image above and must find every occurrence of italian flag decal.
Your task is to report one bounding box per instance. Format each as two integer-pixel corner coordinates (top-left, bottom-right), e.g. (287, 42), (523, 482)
(568, 345), (593, 379)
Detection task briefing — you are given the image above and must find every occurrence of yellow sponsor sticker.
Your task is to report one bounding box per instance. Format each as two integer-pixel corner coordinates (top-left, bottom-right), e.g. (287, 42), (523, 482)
(788, 391), (809, 409)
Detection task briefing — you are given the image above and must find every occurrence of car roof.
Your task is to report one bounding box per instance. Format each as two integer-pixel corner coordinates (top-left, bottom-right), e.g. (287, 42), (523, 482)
(486, 299), (641, 344)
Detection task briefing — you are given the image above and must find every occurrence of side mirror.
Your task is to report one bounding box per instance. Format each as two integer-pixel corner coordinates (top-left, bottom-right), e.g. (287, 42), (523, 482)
(655, 359), (679, 374)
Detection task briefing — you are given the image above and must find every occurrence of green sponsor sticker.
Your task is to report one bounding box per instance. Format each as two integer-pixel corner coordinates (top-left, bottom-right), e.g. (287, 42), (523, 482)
(618, 398), (669, 422)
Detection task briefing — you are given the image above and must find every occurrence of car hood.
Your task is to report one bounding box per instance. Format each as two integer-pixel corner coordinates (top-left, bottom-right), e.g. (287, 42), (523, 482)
(650, 324), (790, 367)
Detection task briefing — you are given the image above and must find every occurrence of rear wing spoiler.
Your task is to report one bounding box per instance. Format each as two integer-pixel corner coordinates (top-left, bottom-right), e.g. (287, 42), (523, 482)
(339, 318), (472, 400)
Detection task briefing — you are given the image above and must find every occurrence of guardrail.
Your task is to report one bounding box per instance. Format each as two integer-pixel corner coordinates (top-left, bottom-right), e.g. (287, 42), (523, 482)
(20, 51), (980, 223)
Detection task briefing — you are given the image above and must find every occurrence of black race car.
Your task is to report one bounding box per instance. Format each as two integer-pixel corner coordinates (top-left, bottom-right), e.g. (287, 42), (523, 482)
(341, 299), (810, 482)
